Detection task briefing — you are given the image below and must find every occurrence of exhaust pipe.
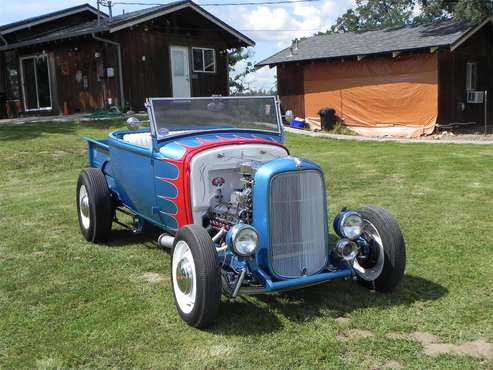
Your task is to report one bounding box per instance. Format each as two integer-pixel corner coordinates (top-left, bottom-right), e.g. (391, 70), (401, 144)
(158, 233), (174, 248)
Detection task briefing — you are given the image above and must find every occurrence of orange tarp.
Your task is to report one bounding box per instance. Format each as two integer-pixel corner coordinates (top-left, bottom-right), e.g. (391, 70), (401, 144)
(303, 53), (438, 137)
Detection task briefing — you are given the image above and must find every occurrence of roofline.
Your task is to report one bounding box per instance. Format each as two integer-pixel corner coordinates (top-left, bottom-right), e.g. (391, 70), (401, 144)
(0, 4), (105, 35)
(0, 26), (107, 51)
(0, 1), (254, 52)
(109, 1), (191, 32)
(256, 45), (450, 68)
(450, 16), (493, 51)
(257, 17), (492, 68)
(187, 2), (255, 46)
(108, 0), (254, 46)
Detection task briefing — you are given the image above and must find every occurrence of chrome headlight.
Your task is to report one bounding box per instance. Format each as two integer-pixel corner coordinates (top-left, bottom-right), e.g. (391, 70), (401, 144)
(334, 210), (364, 240)
(335, 239), (360, 261)
(226, 224), (258, 256)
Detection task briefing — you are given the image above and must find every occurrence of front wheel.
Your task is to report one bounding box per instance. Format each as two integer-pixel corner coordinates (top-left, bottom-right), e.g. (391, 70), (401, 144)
(353, 205), (406, 292)
(171, 225), (221, 328)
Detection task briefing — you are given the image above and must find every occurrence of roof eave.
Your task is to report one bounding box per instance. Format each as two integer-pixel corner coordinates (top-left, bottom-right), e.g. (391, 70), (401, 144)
(0, 27), (109, 52)
(256, 45), (452, 67)
(450, 16), (493, 51)
(107, 0), (255, 47)
(0, 0), (255, 51)
(0, 4), (105, 35)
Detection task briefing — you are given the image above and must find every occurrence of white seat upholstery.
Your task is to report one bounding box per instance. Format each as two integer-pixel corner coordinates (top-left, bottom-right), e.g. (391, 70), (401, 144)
(122, 132), (152, 148)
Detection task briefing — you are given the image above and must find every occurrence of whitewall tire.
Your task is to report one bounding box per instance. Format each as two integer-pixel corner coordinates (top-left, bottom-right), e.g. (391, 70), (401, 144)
(171, 225), (221, 328)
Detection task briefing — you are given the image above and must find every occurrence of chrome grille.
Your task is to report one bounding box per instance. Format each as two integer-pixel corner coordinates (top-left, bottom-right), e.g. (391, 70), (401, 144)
(269, 170), (327, 278)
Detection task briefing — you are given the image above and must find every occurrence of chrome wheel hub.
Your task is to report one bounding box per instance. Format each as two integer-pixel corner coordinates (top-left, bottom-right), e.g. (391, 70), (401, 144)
(353, 220), (385, 281)
(176, 258), (194, 295)
(78, 184), (90, 230)
(81, 195), (90, 218)
(172, 241), (197, 314)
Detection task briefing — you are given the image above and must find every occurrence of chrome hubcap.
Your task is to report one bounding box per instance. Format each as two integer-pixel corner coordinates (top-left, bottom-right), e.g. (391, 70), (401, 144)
(79, 184), (90, 230)
(81, 195), (90, 218)
(353, 220), (385, 281)
(176, 258), (194, 295)
(172, 241), (197, 314)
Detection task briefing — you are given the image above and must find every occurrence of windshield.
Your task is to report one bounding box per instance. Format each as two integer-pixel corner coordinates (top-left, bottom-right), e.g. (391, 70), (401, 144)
(148, 96), (281, 139)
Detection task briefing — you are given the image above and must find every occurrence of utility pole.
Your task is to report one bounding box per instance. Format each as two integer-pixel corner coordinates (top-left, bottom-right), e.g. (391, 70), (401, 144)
(97, 0), (101, 24)
(97, 0), (113, 21)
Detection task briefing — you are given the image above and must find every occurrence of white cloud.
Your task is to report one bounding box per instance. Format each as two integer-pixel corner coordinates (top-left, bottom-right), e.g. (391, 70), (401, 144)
(226, 0), (356, 48)
(222, 0), (356, 91)
(244, 66), (277, 92)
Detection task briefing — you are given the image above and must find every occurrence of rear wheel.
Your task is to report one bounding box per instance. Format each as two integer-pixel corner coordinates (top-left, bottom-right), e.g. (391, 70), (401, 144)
(353, 205), (406, 292)
(171, 225), (221, 328)
(76, 168), (113, 243)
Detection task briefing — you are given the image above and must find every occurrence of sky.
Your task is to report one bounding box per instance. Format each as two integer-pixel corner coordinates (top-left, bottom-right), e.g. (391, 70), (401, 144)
(0, 0), (356, 91)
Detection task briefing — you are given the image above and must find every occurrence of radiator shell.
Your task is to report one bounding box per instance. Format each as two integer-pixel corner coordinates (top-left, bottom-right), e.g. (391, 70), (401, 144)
(252, 157), (328, 279)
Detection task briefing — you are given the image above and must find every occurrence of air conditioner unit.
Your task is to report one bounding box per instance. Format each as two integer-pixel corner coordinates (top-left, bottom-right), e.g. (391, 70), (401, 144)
(467, 91), (484, 104)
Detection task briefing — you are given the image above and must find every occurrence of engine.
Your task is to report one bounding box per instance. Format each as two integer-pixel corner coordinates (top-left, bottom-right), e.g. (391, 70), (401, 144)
(208, 161), (260, 230)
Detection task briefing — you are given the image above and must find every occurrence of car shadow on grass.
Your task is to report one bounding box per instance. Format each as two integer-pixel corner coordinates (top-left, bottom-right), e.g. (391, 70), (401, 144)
(106, 227), (169, 253)
(211, 275), (447, 335)
(262, 274), (447, 322)
(103, 228), (447, 336)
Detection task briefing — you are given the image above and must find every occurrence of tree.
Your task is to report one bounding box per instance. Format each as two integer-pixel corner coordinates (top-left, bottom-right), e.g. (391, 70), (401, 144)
(331, 0), (415, 33)
(329, 0), (493, 34)
(228, 48), (256, 95)
(417, 0), (493, 23)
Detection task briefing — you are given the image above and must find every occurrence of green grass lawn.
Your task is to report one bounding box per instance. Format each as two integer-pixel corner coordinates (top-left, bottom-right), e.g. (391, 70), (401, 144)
(0, 121), (492, 369)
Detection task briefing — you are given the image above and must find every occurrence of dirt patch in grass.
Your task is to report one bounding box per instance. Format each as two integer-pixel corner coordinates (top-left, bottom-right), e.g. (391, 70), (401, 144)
(337, 329), (374, 342)
(381, 360), (403, 369)
(32, 251), (47, 257)
(385, 332), (409, 340)
(412, 332), (493, 360)
(141, 272), (166, 284)
(388, 331), (493, 360)
(335, 317), (351, 325)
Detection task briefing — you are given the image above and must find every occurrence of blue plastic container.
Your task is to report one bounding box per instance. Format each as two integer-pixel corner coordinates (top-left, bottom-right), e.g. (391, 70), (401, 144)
(290, 119), (305, 129)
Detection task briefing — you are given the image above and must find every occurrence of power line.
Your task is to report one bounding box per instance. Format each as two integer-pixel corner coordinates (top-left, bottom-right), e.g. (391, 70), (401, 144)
(112, 0), (321, 6)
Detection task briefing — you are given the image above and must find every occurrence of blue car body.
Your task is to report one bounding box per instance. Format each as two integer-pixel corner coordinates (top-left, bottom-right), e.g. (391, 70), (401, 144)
(84, 97), (357, 295)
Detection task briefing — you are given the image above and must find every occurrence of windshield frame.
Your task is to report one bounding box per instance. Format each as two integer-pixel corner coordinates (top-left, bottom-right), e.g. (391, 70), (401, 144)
(146, 96), (283, 141)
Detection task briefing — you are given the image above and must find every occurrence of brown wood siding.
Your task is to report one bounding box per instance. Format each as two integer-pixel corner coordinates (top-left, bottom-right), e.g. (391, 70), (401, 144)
(277, 63), (305, 118)
(117, 31), (172, 111)
(438, 22), (492, 125)
(52, 39), (119, 113)
(2, 6), (243, 114)
(116, 29), (229, 111)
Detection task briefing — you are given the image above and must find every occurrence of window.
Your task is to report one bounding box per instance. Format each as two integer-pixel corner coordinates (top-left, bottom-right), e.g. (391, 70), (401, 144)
(466, 62), (477, 91)
(20, 54), (52, 111)
(192, 48), (215, 73)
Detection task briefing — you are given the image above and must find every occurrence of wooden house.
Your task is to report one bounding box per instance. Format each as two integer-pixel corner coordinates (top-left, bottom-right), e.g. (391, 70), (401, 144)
(0, 1), (254, 117)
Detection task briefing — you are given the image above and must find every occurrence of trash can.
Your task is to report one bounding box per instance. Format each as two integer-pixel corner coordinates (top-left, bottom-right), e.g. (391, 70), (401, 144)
(318, 108), (336, 131)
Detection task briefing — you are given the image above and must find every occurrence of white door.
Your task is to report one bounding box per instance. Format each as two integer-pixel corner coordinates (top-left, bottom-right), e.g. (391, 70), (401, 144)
(170, 46), (191, 97)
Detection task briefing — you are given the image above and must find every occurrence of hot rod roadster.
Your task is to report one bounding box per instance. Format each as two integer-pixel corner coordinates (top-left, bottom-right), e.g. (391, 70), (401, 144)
(77, 96), (406, 328)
